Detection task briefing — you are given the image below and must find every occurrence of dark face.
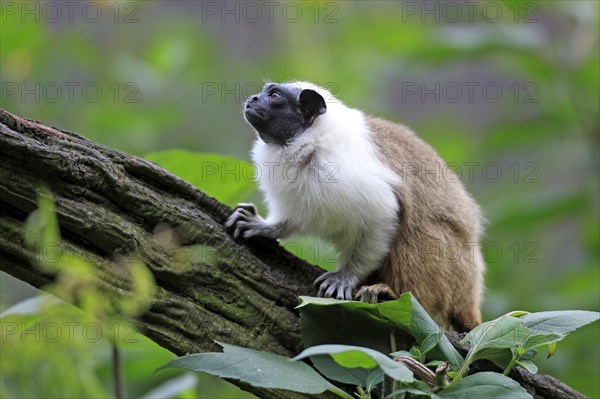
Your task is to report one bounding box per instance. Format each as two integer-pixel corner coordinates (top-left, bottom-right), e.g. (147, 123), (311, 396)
(244, 83), (327, 145)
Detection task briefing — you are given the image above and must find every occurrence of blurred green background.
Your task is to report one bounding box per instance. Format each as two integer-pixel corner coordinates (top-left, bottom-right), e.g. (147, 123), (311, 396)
(1, 0), (598, 398)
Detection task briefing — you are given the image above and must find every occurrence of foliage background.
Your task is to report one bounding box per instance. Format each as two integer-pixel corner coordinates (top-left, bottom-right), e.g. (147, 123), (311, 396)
(1, 0), (598, 398)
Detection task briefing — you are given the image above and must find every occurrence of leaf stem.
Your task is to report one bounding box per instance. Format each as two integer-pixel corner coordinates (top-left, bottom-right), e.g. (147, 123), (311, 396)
(389, 330), (397, 393)
(112, 343), (124, 399)
(446, 353), (473, 388)
(502, 357), (518, 376)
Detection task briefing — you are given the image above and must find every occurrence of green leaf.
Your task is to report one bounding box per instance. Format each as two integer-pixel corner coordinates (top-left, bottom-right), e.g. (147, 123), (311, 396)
(518, 311), (599, 360)
(296, 296), (347, 308)
(144, 150), (256, 206)
(331, 351), (376, 369)
(515, 346), (525, 357)
(432, 372), (532, 399)
(405, 295), (463, 368)
(386, 387), (432, 398)
(24, 190), (62, 272)
(294, 344), (413, 383)
(420, 330), (443, 356)
(466, 347), (513, 369)
(455, 315), (531, 382)
(460, 315), (531, 356)
(297, 296), (410, 385)
(365, 368), (384, 393)
(520, 311), (600, 338)
(158, 342), (351, 398)
(547, 342), (557, 358)
(140, 374), (197, 399)
(385, 379), (434, 398)
(0, 295), (62, 319)
(297, 294), (463, 370)
(310, 357), (370, 386)
(26, 190), (60, 246)
(410, 347), (422, 358)
(298, 297), (408, 368)
(378, 293), (413, 328)
(507, 310), (530, 317)
(0, 299), (112, 398)
(520, 348), (537, 361)
(522, 333), (562, 351)
(517, 360), (538, 374)
(425, 360), (445, 368)
(465, 310), (600, 371)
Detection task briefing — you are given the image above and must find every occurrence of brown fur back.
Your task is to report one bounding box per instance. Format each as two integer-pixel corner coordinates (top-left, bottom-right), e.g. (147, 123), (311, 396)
(366, 116), (484, 331)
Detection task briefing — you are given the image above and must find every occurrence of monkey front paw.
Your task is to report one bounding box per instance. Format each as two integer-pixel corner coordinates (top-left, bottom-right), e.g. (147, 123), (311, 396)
(355, 284), (399, 304)
(314, 271), (360, 300)
(225, 203), (278, 240)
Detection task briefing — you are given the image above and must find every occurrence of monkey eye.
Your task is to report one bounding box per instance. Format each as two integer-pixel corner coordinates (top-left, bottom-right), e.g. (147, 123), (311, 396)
(269, 90), (281, 99)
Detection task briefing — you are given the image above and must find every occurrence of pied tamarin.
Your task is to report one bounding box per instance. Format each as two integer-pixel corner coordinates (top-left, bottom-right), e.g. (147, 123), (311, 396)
(225, 81), (485, 332)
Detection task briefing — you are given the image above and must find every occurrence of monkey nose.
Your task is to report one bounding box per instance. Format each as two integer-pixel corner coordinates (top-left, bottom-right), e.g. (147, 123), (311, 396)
(246, 96), (258, 108)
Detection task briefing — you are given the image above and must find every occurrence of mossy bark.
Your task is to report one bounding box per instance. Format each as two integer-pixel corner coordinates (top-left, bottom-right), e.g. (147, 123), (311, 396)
(0, 108), (585, 399)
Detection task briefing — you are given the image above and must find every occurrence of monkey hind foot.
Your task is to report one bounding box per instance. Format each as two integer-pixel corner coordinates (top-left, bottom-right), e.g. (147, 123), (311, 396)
(355, 283), (399, 304)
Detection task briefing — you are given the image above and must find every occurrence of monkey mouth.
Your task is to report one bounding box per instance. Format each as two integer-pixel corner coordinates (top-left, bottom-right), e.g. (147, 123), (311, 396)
(244, 107), (266, 122)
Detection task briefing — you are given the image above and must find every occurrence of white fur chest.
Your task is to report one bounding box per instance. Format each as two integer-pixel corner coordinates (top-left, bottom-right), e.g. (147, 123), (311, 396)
(251, 104), (401, 246)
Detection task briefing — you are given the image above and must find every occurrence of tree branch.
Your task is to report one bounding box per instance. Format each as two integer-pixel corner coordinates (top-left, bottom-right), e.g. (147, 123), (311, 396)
(0, 108), (585, 399)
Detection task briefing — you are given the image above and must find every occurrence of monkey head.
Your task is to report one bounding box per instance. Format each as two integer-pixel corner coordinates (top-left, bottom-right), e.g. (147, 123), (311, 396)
(243, 82), (327, 146)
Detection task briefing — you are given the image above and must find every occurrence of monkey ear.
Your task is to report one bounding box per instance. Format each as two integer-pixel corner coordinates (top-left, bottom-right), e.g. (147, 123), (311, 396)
(299, 89), (327, 124)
